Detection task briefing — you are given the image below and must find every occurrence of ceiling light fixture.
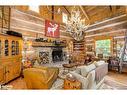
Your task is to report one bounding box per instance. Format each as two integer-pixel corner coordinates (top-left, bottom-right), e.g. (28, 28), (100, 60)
(66, 6), (89, 41)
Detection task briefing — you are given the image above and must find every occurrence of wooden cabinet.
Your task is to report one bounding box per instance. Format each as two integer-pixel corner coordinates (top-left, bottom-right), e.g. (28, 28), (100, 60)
(0, 65), (4, 84)
(5, 63), (14, 83)
(0, 40), (1, 57)
(0, 33), (22, 84)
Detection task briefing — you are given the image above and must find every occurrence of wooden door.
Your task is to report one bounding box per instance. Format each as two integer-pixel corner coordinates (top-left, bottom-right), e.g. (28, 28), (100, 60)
(5, 63), (14, 83)
(13, 61), (21, 77)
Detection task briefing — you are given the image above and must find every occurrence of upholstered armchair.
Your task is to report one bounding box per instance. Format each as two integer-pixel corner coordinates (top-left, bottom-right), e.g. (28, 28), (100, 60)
(107, 57), (120, 72)
(23, 66), (59, 89)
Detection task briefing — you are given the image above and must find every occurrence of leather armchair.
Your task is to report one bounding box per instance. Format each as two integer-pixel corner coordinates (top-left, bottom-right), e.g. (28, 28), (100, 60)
(23, 66), (59, 89)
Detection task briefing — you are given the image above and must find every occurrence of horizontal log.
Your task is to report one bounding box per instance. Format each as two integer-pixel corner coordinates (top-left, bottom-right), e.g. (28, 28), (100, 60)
(85, 29), (126, 38)
(87, 14), (127, 31)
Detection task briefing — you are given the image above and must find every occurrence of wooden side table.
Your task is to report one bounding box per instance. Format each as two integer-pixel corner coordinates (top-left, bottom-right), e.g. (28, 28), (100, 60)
(62, 63), (78, 73)
(63, 79), (81, 89)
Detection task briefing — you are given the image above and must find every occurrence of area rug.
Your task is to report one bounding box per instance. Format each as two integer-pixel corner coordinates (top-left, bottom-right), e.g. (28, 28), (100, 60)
(103, 76), (127, 90)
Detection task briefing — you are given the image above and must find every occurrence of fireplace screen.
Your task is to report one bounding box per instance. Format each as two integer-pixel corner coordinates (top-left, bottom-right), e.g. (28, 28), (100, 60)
(52, 48), (63, 62)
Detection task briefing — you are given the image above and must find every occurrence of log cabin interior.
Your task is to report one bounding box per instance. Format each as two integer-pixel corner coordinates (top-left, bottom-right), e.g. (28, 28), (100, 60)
(0, 5), (127, 90)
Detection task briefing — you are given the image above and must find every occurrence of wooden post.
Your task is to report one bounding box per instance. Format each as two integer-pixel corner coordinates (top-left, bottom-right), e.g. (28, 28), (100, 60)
(52, 6), (54, 20)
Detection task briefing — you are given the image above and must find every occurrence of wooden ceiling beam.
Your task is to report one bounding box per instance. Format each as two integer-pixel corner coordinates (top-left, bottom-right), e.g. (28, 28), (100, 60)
(79, 6), (89, 20)
(63, 6), (71, 15)
(51, 6), (54, 20)
(85, 6), (96, 12)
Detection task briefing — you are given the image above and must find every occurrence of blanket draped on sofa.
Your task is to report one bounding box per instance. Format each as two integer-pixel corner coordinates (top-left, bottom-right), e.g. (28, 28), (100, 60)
(95, 64), (108, 84)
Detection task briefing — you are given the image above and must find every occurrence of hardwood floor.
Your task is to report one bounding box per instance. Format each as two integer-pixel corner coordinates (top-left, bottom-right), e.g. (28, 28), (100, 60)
(6, 70), (127, 90)
(106, 71), (127, 85)
(7, 77), (27, 89)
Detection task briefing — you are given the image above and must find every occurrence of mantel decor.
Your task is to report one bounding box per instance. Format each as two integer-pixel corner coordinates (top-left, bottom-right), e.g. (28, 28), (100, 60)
(33, 38), (66, 47)
(66, 7), (89, 41)
(32, 41), (66, 47)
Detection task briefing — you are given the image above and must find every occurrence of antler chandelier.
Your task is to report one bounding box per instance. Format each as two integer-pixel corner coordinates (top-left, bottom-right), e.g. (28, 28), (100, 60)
(66, 7), (89, 41)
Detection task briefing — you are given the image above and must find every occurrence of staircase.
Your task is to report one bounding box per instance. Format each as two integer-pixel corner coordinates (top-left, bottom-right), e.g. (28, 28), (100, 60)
(119, 31), (127, 73)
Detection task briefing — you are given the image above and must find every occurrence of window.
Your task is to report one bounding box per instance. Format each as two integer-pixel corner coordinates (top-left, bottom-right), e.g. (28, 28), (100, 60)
(16, 41), (19, 55)
(5, 40), (9, 56)
(62, 13), (68, 24)
(95, 39), (111, 57)
(12, 41), (15, 55)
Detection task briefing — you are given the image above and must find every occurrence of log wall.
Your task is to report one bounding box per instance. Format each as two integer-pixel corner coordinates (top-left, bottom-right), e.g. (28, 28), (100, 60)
(85, 14), (127, 56)
(10, 8), (72, 40)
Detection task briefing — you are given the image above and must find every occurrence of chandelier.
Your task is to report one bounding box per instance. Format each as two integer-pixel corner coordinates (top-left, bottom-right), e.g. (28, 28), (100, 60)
(66, 7), (89, 41)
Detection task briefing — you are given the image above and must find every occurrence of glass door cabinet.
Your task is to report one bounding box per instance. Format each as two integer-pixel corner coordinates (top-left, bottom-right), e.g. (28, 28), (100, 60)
(16, 41), (19, 55)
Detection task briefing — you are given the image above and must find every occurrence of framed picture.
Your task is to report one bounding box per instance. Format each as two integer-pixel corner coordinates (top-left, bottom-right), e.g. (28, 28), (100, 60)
(45, 20), (60, 38)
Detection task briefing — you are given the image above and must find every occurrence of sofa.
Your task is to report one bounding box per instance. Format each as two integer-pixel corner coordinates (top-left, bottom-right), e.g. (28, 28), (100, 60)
(23, 66), (59, 89)
(69, 60), (108, 89)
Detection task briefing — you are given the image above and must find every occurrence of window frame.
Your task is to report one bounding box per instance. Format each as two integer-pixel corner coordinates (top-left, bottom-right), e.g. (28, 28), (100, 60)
(94, 36), (113, 57)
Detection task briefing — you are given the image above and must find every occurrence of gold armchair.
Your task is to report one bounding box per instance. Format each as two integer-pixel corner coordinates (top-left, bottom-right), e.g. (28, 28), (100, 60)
(23, 66), (59, 89)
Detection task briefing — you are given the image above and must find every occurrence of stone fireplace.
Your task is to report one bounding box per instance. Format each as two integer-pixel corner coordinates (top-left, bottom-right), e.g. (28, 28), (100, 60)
(34, 46), (67, 64)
